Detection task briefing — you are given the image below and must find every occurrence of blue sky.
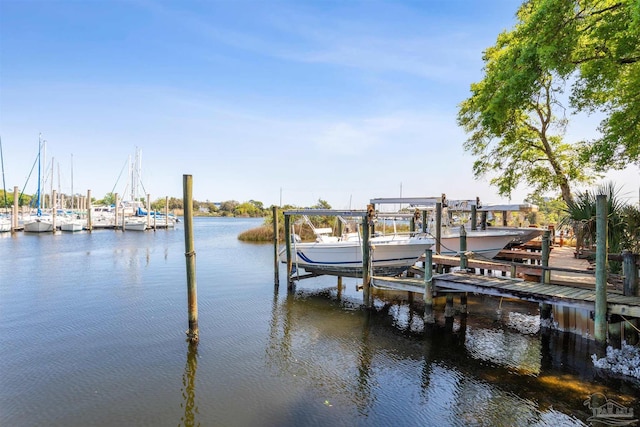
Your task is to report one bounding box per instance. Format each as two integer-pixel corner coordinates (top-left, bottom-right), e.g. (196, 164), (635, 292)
(1, 0), (638, 209)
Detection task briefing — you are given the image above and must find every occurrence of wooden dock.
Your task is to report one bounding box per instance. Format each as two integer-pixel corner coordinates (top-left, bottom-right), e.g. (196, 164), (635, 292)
(371, 272), (640, 318)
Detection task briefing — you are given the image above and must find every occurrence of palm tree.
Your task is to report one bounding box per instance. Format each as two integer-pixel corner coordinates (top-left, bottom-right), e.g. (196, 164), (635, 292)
(561, 182), (638, 272)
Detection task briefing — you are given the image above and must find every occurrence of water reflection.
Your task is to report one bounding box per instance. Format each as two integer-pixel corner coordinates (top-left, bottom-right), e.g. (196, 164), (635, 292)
(179, 343), (199, 427)
(265, 287), (638, 425)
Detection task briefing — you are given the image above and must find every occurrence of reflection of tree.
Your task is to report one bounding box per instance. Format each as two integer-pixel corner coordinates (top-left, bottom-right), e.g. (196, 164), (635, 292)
(179, 343), (199, 427)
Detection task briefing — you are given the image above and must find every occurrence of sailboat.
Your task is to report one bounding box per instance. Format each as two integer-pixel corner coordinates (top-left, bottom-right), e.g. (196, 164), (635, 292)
(23, 135), (54, 233)
(60, 154), (84, 232)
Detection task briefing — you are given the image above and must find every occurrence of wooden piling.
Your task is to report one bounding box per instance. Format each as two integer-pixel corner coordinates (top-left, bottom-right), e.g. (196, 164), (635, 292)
(272, 206), (279, 287)
(622, 250), (639, 297)
(12, 186), (18, 232)
(435, 202), (442, 255)
(183, 175), (199, 343)
(459, 225), (467, 271)
(421, 210), (427, 233)
(471, 205), (477, 231)
(594, 194), (608, 345)
(114, 193), (119, 230)
(362, 211), (372, 308)
(284, 214), (292, 290)
(86, 190), (92, 232)
(541, 230), (550, 284)
(52, 190), (57, 231)
(423, 249), (434, 324)
(146, 193), (151, 229)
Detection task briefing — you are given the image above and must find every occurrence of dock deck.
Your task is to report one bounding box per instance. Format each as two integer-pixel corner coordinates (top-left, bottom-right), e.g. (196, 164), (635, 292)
(371, 272), (640, 318)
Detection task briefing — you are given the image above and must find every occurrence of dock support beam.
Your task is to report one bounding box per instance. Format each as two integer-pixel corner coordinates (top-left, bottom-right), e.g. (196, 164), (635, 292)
(273, 206), (279, 287)
(594, 194), (608, 346)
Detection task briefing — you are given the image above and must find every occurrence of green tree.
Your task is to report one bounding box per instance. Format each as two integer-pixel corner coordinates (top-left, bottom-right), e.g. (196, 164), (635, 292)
(463, 0), (639, 173)
(458, 48), (594, 204)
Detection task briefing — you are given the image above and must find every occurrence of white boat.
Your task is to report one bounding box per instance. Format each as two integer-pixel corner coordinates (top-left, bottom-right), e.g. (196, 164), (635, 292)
(24, 216), (54, 233)
(490, 226), (546, 247)
(437, 229), (521, 259)
(124, 218), (147, 231)
(0, 217), (11, 232)
(280, 230), (434, 277)
(60, 219), (84, 232)
(23, 135), (54, 233)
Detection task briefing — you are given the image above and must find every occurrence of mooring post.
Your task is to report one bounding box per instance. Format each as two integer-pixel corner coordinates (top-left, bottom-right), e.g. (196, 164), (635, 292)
(502, 210), (508, 226)
(594, 194), (608, 346)
(183, 175), (199, 343)
(541, 230), (550, 284)
(362, 209), (372, 308)
(481, 211), (487, 230)
(114, 193), (119, 230)
(459, 225), (467, 271)
(421, 210), (427, 233)
(284, 214), (293, 290)
(165, 196), (169, 225)
(424, 249), (434, 324)
(146, 193), (151, 230)
(52, 190), (57, 231)
(272, 206), (279, 287)
(86, 189), (92, 232)
(12, 186), (18, 232)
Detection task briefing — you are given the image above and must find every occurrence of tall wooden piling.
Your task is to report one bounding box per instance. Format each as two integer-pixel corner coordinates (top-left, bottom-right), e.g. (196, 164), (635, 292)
(52, 190), (57, 231)
(594, 194), (608, 345)
(284, 214), (292, 290)
(471, 205), (477, 231)
(114, 193), (119, 230)
(12, 186), (18, 232)
(146, 193), (151, 229)
(423, 249), (434, 324)
(459, 225), (467, 271)
(272, 206), (279, 287)
(183, 175), (199, 343)
(435, 202), (442, 255)
(362, 211), (372, 308)
(541, 230), (550, 284)
(86, 190), (92, 232)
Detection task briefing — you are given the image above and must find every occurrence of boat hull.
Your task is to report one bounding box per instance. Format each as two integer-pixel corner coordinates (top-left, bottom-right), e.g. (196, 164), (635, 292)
(438, 230), (520, 259)
(60, 222), (84, 232)
(24, 218), (54, 233)
(280, 236), (433, 277)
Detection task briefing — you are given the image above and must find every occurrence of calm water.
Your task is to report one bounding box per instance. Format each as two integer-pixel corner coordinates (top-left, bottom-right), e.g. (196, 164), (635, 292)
(1, 217), (638, 426)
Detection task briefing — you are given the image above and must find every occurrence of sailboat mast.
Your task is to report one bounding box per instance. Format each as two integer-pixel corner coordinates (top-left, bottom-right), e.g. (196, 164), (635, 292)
(37, 134), (42, 215)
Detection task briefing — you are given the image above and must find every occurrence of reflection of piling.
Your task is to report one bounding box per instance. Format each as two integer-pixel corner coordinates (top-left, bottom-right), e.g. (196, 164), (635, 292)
(183, 175), (199, 343)
(180, 342), (199, 427)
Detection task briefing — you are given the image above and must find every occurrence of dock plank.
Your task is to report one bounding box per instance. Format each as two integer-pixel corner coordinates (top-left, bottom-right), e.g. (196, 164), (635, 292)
(371, 271), (640, 318)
